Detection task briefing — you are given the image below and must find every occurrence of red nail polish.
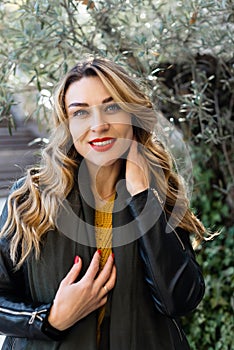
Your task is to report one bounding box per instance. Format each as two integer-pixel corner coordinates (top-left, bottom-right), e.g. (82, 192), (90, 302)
(97, 249), (102, 255)
(74, 256), (79, 264)
(112, 253), (115, 260)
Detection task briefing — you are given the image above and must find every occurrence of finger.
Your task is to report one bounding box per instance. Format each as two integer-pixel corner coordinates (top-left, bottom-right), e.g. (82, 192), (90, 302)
(128, 139), (148, 170)
(101, 265), (117, 296)
(61, 256), (82, 286)
(128, 139), (138, 159)
(107, 265), (117, 291)
(84, 250), (102, 280)
(127, 141), (143, 168)
(97, 254), (115, 287)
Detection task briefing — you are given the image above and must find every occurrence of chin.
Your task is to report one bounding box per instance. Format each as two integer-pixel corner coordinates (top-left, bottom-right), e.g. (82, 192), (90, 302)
(87, 156), (121, 168)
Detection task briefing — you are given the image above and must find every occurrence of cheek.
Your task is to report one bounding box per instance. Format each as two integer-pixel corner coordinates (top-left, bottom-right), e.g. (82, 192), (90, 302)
(69, 119), (88, 143)
(114, 125), (133, 155)
(114, 113), (133, 138)
(122, 124), (133, 140)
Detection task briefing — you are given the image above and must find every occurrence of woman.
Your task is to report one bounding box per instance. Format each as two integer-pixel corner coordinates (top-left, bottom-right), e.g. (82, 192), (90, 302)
(0, 57), (206, 349)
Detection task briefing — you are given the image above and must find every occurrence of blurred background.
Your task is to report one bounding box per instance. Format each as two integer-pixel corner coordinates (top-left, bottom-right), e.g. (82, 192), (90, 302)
(0, 0), (233, 349)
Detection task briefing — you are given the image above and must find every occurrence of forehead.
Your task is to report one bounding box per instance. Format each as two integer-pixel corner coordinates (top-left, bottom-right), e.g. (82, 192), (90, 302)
(65, 76), (111, 107)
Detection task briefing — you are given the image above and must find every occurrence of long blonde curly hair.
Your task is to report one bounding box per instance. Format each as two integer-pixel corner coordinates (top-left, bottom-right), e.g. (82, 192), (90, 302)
(1, 57), (206, 269)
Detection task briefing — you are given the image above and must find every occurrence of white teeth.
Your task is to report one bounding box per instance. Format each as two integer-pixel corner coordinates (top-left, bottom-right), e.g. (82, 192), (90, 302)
(91, 139), (113, 146)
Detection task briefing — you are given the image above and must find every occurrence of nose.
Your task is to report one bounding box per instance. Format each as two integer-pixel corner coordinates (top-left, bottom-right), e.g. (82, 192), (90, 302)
(90, 106), (110, 133)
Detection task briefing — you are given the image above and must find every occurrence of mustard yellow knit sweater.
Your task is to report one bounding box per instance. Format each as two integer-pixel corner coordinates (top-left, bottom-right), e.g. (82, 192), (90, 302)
(95, 194), (115, 346)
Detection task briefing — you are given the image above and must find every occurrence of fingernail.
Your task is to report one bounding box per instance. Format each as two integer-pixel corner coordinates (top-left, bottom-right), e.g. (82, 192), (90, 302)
(112, 253), (115, 260)
(97, 249), (102, 255)
(74, 255), (79, 264)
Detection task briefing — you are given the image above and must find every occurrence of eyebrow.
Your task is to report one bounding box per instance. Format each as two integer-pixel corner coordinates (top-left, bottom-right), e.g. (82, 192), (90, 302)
(68, 96), (113, 109)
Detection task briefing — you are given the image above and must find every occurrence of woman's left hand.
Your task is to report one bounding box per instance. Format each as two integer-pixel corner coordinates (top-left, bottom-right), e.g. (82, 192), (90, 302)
(126, 138), (149, 196)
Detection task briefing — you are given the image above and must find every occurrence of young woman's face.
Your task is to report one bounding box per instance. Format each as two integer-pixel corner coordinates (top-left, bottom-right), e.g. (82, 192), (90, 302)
(65, 76), (133, 167)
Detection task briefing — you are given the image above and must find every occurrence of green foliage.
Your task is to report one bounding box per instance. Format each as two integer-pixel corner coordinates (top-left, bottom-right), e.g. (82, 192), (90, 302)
(183, 228), (234, 350)
(0, 1), (233, 348)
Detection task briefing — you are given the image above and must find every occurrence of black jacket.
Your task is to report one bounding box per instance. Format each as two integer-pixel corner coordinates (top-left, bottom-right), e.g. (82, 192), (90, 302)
(0, 178), (205, 349)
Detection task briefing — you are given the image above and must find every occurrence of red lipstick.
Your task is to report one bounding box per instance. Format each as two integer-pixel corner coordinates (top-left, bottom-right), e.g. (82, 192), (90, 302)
(89, 137), (116, 152)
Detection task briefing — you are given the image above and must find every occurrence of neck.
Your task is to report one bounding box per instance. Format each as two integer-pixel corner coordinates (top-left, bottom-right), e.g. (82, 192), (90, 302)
(86, 159), (122, 202)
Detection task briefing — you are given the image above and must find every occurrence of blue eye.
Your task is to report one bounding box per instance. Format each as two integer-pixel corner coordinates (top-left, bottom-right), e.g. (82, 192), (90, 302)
(73, 109), (89, 118)
(105, 103), (121, 113)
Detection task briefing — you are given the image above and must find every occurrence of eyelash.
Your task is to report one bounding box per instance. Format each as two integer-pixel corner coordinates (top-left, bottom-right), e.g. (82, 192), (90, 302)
(72, 103), (121, 118)
(73, 110), (88, 118)
(105, 103), (121, 112)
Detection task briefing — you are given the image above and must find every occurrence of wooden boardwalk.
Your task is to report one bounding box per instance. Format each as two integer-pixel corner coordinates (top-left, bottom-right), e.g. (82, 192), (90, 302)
(0, 124), (42, 198)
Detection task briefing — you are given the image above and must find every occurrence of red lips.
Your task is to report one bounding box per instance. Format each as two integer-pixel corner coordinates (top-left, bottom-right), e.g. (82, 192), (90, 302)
(89, 137), (116, 152)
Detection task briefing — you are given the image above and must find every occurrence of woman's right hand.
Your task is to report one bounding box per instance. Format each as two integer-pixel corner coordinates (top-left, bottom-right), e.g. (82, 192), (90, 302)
(48, 250), (116, 331)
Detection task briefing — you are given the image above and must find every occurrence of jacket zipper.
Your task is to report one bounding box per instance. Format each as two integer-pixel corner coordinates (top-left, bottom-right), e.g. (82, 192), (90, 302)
(0, 307), (47, 324)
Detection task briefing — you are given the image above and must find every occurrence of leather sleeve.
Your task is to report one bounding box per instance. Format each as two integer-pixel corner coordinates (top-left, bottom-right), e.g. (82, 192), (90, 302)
(0, 180), (66, 341)
(128, 188), (205, 318)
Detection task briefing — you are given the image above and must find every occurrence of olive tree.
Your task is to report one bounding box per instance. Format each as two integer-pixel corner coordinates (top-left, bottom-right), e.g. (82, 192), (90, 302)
(0, 1), (233, 348)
